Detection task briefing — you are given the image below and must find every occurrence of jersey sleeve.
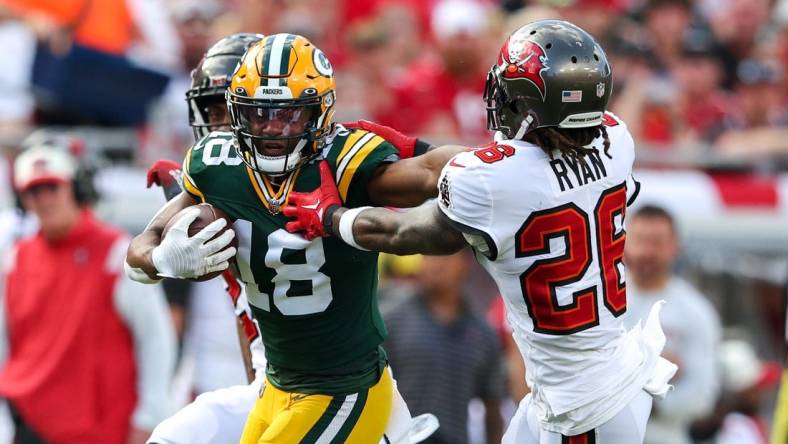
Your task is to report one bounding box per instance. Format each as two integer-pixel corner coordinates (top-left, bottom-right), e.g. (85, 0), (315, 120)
(180, 132), (239, 203)
(182, 142), (208, 203)
(626, 174), (641, 207)
(436, 152), (500, 259)
(332, 129), (399, 207)
(603, 112), (640, 206)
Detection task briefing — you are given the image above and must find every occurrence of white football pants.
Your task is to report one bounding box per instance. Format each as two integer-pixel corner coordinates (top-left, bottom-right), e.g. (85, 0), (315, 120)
(503, 389), (653, 444)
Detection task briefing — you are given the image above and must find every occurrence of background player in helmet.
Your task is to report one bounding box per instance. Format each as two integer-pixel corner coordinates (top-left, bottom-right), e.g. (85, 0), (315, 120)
(127, 33), (460, 443)
(284, 20), (679, 443)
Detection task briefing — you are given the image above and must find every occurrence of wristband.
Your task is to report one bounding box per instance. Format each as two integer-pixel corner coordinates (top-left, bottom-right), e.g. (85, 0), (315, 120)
(338, 206), (372, 251)
(323, 204), (340, 236)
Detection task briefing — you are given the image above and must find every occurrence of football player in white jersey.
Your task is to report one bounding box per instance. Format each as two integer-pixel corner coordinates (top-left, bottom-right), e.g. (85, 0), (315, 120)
(283, 20), (678, 443)
(131, 33), (440, 444)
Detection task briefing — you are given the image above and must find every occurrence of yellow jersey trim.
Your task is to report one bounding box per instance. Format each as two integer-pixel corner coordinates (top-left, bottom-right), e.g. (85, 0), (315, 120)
(337, 135), (385, 200)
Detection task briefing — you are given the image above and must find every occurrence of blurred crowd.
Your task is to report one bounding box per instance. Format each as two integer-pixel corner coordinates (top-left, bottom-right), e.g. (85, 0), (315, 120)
(0, 0), (786, 443)
(1, 0), (788, 162)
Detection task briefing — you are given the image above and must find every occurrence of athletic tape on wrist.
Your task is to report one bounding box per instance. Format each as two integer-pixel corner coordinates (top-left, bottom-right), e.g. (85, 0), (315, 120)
(338, 206), (372, 251)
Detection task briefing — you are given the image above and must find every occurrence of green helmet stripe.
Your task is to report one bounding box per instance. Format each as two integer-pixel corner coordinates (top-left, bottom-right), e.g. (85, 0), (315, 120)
(260, 38), (273, 86)
(265, 34), (289, 87)
(278, 34), (297, 87)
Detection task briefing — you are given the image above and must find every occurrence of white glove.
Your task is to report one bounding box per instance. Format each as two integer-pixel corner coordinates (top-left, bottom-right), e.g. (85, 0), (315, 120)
(124, 260), (161, 284)
(151, 207), (237, 279)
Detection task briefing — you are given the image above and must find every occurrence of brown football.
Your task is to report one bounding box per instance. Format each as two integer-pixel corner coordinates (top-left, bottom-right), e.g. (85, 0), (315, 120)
(162, 203), (238, 281)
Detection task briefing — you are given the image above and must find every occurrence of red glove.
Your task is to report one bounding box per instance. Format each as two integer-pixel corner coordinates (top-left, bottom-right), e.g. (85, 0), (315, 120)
(146, 160), (181, 188)
(342, 120), (420, 159)
(283, 161), (342, 240)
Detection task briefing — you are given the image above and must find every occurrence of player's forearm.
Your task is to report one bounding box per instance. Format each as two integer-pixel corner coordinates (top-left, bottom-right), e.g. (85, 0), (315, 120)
(330, 203), (466, 255)
(368, 145), (468, 208)
(126, 230), (163, 279)
(405, 144), (468, 202)
(126, 192), (197, 280)
(334, 207), (414, 255)
(416, 144), (468, 191)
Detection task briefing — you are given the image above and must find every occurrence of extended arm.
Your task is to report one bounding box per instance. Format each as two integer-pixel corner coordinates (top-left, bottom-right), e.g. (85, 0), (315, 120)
(330, 202), (467, 255)
(283, 158), (477, 255)
(366, 145), (468, 208)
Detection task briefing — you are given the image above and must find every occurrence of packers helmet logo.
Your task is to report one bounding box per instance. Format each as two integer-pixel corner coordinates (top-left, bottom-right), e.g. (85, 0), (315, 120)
(498, 38), (549, 100)
(313, 48), (333, 77)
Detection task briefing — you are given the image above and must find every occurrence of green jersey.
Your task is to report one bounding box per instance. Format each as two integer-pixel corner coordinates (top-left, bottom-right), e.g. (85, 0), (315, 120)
(182, 128), (398, 395)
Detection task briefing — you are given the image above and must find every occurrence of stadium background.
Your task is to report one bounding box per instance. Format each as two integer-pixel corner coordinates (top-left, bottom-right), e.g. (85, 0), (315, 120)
(0, 0), (786, 443)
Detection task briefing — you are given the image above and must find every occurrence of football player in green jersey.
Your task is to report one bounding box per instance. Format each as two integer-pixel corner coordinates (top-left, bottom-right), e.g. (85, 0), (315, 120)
(126, 33), (463, 443)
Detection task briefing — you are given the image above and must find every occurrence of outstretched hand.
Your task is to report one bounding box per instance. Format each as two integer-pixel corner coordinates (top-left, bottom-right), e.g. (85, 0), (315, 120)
(342, 120), (420, 159)
(283, 160), (342, 240)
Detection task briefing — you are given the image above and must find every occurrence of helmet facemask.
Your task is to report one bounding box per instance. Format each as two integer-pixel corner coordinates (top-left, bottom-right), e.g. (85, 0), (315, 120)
(228, 34), (337, 177)
(228, 91), (332, 177)
(484, 68), (537, 140)
(187, 92), (231, 140)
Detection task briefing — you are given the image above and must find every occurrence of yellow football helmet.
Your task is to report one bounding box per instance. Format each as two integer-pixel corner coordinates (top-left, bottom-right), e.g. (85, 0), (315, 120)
(227, 33), (336, 176)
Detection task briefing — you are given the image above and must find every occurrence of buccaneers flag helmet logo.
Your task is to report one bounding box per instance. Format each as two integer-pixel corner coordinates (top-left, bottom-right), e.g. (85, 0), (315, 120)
(498, 38), (549, 100)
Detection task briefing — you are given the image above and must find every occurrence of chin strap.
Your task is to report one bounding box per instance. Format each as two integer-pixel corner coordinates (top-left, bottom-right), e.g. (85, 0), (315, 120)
(513, 114), (534, 140)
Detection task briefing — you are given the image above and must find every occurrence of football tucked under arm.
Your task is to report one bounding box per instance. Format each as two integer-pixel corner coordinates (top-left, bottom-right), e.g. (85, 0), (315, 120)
(153, 204), (237, 281)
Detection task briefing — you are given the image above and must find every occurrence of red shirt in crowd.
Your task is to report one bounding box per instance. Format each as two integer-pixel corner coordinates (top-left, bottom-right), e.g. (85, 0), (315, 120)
(375, 57), (488, 143)
(0, 210), (136, 444)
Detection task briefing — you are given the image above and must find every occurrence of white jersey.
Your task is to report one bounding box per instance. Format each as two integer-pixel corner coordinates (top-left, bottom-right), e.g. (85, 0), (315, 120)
(438, 113), (670, 434)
